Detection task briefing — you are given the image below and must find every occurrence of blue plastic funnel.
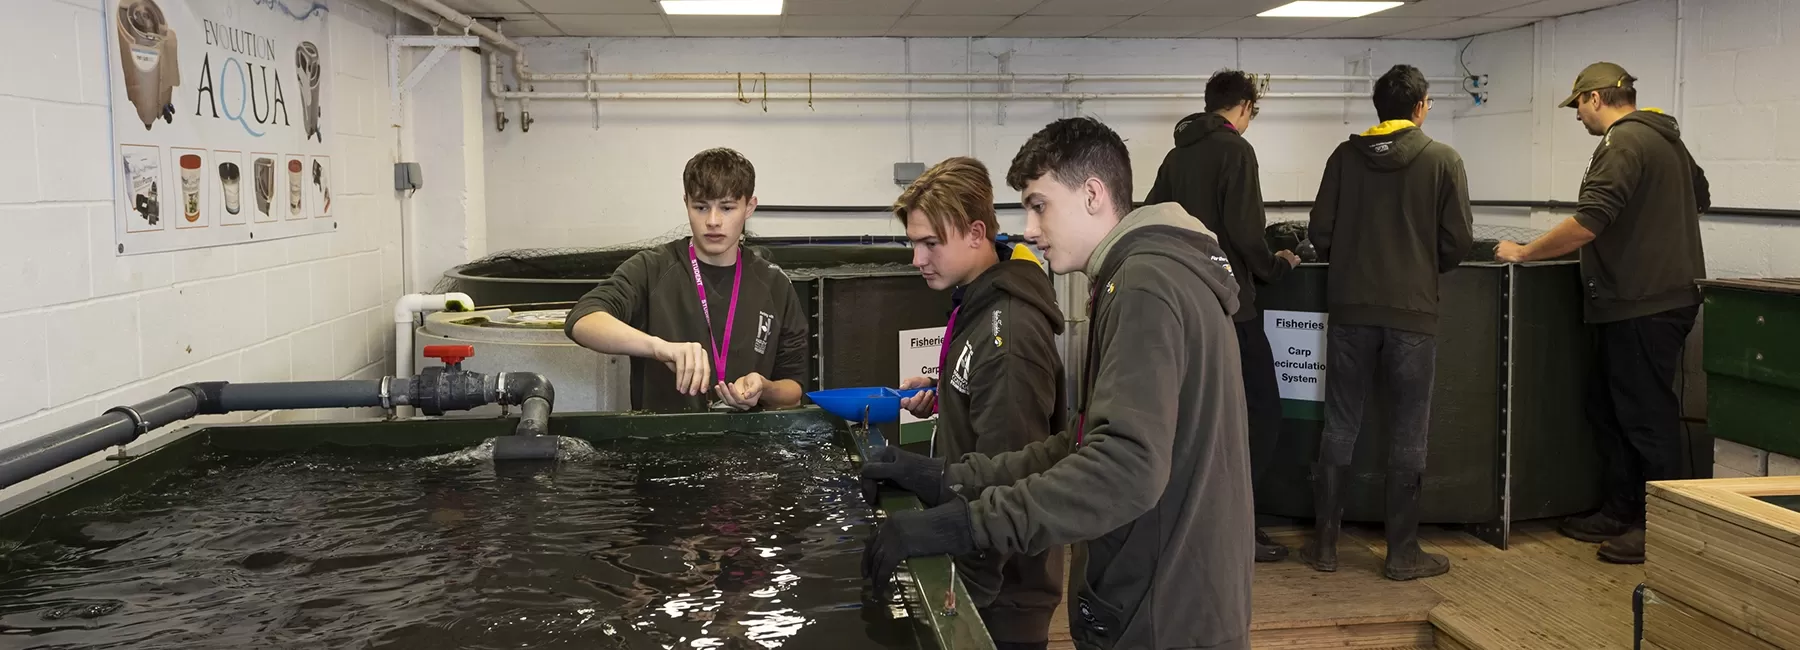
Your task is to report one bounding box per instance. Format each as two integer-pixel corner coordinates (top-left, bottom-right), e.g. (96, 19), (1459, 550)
(808, 387), (902, 423)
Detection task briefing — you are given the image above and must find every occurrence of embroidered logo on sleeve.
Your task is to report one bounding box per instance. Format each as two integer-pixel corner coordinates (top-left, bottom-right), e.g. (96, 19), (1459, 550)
(949, 341), (974, 394)
(753, 311), (775, 354)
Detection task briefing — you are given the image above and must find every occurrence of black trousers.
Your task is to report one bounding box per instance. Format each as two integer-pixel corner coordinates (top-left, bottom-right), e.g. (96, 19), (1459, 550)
(1235, 318), (1283, 497)
(1591, 305), (1699, 526)
(1320, 324), (1437, 473)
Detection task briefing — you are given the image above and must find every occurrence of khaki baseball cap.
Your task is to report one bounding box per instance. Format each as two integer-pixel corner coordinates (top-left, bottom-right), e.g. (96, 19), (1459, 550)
(1560, 62), (1637, 108)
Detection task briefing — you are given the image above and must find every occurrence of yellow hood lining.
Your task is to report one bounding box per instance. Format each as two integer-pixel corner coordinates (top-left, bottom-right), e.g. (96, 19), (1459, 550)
(1362, 119), (1417, 136)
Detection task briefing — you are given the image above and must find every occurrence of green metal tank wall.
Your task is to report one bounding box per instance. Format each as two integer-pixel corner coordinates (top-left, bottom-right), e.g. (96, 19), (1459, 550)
(1254, 261), (1605, 533)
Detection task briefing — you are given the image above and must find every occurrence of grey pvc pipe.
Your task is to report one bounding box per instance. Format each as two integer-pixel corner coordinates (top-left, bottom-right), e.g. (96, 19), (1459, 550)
(215, 381), (388, 411)
(515, 397), (551, 437)
(0, 389), (200, 491)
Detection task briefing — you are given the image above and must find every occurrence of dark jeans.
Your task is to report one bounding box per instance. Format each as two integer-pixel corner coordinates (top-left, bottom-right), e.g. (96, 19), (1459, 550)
(1235, 318), (1283, 495)
(1591, 305), (1699, 526)
(1320, 325), (1437, 473)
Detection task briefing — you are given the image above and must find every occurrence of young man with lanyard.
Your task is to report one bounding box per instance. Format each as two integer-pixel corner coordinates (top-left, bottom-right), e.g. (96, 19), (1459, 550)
(1496, 62), (1709, 564)
(1145, 69), (1302, 563)
(887, 157), (1065, 650)
(862, 118), (1254, 650)
(565, 148), (810, 412)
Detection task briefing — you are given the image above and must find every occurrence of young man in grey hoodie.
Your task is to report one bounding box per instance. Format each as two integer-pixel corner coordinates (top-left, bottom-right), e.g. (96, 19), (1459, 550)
(862, 117), (1254, 650)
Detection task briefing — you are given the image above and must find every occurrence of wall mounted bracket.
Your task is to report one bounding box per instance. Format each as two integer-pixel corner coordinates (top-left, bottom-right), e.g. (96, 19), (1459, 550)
(388, 34), (480, 126)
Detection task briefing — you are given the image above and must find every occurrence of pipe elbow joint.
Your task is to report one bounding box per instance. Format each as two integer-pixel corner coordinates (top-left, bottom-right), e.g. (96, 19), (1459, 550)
(501, 372), (555, 409)
(501, 373), (554, 438)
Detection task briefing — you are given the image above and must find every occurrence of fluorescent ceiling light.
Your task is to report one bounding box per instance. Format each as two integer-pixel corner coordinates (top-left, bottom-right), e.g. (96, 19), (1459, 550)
(1258, 1), (1403, 17)
(660, 0), (783, 15)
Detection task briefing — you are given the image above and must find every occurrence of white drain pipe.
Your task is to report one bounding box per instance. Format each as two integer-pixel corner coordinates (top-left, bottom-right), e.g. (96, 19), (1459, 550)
(393, 292), (475, 418)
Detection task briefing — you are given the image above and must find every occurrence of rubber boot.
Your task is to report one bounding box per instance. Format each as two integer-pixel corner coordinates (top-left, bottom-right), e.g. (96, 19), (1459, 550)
(1382, 471), (1450, 581)
(1299, 464), (1344, 572)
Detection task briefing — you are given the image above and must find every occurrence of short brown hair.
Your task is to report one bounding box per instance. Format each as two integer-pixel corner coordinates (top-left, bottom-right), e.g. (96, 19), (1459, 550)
(1594, 86), (1636, 108)
(893, 157), (998, 240)
(1005, 118), (1132, 218)
(683, 148), (755, 202)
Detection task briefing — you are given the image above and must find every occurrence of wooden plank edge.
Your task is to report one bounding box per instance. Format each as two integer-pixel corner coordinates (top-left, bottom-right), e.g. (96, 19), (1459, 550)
(1642, 586), (1781, 650)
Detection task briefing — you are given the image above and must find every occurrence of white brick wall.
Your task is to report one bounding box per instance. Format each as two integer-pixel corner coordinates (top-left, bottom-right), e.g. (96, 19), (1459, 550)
(482, 36), (1462, 250)
(0, 0), (410, 452)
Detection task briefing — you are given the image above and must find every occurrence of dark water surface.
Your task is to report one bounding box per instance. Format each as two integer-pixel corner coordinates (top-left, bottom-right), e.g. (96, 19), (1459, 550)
(0, 431), (911, 649)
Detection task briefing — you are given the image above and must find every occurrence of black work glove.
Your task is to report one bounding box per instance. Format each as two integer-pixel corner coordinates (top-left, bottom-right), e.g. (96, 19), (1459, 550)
(860, 445), (954, 508)
(862, 497), (976, 596)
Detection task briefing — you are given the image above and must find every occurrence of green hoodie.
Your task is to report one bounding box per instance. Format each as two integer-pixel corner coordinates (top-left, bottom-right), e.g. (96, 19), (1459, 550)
(1572, 109), (1710, 323)
(948, 203), (1254, 650)
(933, 252), (1067, 643)
(564, 238), (811, 411)
(1308, 122), (1474, 335)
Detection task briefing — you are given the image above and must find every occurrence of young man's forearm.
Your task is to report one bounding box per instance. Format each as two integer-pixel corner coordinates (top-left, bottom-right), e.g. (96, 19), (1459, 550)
(1519, 217), (1597, 262)
(569, 311), (663, 358)
(761, 379), (803, 408)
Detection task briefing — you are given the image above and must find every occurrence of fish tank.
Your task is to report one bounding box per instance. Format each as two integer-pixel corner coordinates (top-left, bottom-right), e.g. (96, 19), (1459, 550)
(0, 409), (993, 650)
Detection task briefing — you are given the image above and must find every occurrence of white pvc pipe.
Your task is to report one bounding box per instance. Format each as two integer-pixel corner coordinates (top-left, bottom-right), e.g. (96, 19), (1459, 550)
(490, 90), (1472, 101)
(392, 292), (474, 418)
(524, 72), (1471, 84)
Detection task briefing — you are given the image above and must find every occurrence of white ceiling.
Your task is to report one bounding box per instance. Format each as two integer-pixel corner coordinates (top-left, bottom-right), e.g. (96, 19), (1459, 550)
(445, 0), (1634, 39)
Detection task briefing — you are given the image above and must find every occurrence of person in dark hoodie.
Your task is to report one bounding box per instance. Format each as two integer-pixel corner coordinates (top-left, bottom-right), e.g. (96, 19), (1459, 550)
(1303, 64), (1473, 581)
(862, 117), (1253, 650)
(565, 148), (810, 413)
(1495, 62), (1709, 565)
(886, 156), (1066, 650)
(1146, 68), (1302, 564)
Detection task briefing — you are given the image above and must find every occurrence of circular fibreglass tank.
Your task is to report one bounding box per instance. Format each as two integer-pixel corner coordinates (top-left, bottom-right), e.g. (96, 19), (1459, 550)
(416, 303), (629, 413)
(438, 242), (952, 395)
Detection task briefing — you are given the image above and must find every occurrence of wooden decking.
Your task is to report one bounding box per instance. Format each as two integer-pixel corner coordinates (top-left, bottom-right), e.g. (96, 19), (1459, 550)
(1040, 521), (1645, 649)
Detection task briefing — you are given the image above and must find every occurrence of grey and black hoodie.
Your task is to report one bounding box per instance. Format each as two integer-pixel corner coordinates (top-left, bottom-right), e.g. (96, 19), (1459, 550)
(932, 250), (1066, 643)
(1572, 109), (1709, 323)
(1308, 121), (1474, 335)
(946, 203), (1254, 650)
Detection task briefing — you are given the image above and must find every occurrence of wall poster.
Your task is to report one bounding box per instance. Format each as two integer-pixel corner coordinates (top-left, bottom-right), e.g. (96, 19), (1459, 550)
(107, 0), (335, 255)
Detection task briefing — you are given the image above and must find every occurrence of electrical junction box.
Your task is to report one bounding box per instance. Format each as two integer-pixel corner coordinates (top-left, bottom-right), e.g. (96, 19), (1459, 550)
(894, 162), (925, 187)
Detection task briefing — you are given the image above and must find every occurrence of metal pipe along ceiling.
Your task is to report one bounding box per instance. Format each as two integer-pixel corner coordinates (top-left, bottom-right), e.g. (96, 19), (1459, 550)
(489, 90), (1472, 101)
(523, 72), (1471, 84)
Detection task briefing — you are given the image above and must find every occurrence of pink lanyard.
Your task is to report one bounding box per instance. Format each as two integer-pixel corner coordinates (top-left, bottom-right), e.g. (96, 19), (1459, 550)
(687, 244), (743, 384)
(933, 306), (960, 414)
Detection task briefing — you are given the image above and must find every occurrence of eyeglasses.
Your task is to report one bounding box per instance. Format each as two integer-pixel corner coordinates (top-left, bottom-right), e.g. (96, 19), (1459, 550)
(1250, 103), (1261, 119)
(1426, 98), (1435, 109)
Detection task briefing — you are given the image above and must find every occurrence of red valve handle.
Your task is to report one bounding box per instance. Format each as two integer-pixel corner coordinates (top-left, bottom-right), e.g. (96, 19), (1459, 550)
(423, 344), (475, 366)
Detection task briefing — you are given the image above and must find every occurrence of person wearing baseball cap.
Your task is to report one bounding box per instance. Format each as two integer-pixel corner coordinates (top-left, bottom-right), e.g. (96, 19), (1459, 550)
(1495, 62), (1710, 564)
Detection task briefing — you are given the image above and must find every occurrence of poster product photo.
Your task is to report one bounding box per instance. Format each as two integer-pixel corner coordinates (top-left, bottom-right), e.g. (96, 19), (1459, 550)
(218, 156), (243, 224)
(176, 151), (204, 227)
(287, 157), (304, 219)
(121, 145), (163, 232)
(116, 0), (179, 130)
(254, 155), (275, 223)
(106, 0), (336, 253)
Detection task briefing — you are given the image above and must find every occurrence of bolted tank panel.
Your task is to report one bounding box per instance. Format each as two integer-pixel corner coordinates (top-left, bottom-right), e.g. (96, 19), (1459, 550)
(416, 304), (628, 413)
